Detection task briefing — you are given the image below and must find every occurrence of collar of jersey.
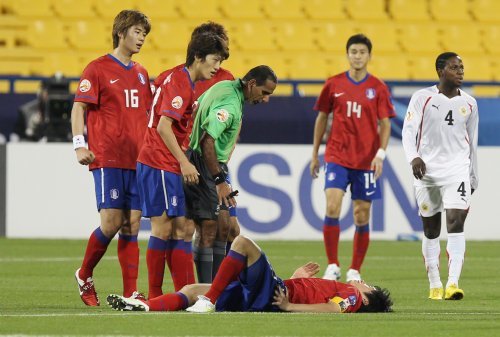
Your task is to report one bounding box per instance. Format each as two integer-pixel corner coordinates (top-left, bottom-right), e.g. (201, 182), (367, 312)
(345, 71), (369, 85)
(182, 67), (195, 90)
(107, 54), (134, 70)
(234, 79), (244, 105)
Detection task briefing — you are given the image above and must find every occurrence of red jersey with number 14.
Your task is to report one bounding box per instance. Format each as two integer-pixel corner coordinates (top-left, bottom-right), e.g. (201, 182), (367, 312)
(284, 278), (363, 313)
(314, 72), (395, 170)
(74, 54), (151, 170)
(137, 67), (195, 173)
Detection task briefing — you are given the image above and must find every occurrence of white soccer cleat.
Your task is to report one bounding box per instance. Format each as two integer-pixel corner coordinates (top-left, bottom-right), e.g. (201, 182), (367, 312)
(346, 269), (362, 282)
(185, 295), (215, 313)
(323, 263), (341, 281)
(107, 294), (149, 312)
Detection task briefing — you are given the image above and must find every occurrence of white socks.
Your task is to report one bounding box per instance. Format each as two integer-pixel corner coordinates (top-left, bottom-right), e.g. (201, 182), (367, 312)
(422, 237), (442, 289)
(446, 232), (465, 288)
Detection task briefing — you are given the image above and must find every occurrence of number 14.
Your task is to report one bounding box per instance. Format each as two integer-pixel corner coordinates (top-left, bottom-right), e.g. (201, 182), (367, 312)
(347, 101), (362, 118)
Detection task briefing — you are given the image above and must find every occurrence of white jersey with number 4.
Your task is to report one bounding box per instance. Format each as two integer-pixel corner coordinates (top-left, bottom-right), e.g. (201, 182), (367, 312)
(402, 85), (478, 189)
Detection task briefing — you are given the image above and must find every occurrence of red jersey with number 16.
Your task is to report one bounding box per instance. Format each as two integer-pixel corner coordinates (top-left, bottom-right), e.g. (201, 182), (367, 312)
(74, 54), (152, 171)
(314, 72), (395, 170)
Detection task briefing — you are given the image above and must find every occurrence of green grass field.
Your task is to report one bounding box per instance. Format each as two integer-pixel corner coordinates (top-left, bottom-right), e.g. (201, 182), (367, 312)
(1, 238), (499, 337)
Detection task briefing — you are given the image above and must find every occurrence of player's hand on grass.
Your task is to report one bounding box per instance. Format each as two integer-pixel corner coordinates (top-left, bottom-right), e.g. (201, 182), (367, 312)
(272, 287), (290, 311)
(410, 157), (426, 180)
(180, 160), (199, 185)
(310, 157), (320, 179)
(371, 156), (384, 179)
(217, 181), (236, 208)
(76, 148), (95, 165)
(290, 262), (320, 279)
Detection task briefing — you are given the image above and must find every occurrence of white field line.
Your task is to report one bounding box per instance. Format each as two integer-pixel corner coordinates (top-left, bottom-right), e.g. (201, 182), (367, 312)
(1, 312), (500, 318)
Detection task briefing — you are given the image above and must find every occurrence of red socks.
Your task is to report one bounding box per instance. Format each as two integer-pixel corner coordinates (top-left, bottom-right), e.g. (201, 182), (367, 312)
(117, 234), (139, 297)
(350, 224), (370, 271)
(323, 217), (340, 265)
(204, 250), (246, 303)
(79, 227), (111, 279)
(148, 292), (189, 311)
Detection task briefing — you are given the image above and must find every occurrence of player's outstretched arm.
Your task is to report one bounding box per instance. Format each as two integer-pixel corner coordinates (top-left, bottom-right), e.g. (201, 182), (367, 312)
(272, 288), (341, 313)
(71, 101), (95, 165)
(290, 262), (320, 279)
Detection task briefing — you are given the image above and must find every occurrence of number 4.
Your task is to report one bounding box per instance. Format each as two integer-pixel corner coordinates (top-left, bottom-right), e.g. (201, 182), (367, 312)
(445, 110), (454, 125)
(457, 182), (466, 196)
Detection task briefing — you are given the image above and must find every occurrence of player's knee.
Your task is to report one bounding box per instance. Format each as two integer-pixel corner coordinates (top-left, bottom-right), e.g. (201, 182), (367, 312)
(423, 226), (440, 239)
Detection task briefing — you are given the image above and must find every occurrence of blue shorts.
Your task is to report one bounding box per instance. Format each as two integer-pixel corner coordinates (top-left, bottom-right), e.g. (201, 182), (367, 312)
(136, 162), (186, 218)
(91, 168), (140, 211)
(215, 253), (285, 312)
(324, 162), (381, 201)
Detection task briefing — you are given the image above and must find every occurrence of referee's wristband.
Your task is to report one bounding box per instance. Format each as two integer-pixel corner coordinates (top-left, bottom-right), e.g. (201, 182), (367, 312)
(213, 171), (226, 185)
(375, 148), (386, 160)
(73, 135), (86, 150)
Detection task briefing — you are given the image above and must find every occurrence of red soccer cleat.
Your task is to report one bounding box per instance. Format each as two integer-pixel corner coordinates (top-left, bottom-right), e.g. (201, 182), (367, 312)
(75, 268), (100, 306)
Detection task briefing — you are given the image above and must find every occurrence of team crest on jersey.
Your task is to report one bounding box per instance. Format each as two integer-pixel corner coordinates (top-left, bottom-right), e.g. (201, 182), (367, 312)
(216, 109), (229, 122)
(406, 111), (414, 121)
(138, 73), (146, 85)
(327, 172), (336, 181)
(459, 106), (467, 116)
(171, 96), (183, 109)
(79, 79), (91, 93)
(171, 196), (178, 207)
(365, 88), (376, 99)
(110, 189), (119, 200)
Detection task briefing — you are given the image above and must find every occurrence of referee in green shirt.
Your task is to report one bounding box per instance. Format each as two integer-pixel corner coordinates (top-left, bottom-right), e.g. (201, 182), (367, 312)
(185, 65), (277, 283)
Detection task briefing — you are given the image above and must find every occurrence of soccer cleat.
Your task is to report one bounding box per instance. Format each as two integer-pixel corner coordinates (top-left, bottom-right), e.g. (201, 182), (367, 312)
(346, 269), (362, 282)
(323, 263), (341, 281)
(445, 284), (464, 300)
(129, 291), (147, 301)
(75, 268), (100, 306)
(428, 287), (444, 300)
(185, 295), (215, 313)
(107, 294), (149, 311)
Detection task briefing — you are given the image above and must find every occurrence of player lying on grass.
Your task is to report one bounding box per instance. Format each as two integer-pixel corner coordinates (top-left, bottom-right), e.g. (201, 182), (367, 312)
(107, 235), (393, 313)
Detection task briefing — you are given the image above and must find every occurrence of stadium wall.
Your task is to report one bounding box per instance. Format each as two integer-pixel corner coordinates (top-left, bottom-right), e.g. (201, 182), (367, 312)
(4, 143), (498, 240)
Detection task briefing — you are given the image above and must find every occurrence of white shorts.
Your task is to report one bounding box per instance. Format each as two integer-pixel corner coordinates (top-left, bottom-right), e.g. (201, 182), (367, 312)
(415, 182), (471, 217)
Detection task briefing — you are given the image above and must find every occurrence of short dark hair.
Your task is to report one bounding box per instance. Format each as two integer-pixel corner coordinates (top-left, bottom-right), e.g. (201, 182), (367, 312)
(242, 65), (277, 86)
(191, 21), (229, 43)
(357, 287), (393, 313)
(112, 10), (151, 48)
(346, 34), (372, 53)
(435, 52), (460, 71)
(185, 32), (230, 66)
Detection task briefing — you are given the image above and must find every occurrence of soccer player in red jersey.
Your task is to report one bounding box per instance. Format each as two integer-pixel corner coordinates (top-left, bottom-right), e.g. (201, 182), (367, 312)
(153, 22), (239, 287)
(137, 31), (229, 298)
(71, 10), (152, 306)
(310, 34), (395, 282)
(107, 235), (393, 313)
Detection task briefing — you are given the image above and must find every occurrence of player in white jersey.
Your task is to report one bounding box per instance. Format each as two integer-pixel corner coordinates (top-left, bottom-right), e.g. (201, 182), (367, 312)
(402, 52), (478, 301)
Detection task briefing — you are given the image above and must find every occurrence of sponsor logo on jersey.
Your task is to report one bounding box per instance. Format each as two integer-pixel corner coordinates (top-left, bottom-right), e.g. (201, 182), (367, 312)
(171, 196), (178, 207)
(79, 79), (91, 93)
(216, 109), (229, 122)
(110, 189), (119, 200)
(172, 96), (183, 109)
(459, 106), (467, 116)
(366, 88), (376, 100)
(327, 172), (336, 181)
(138, 73), (146, 85)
